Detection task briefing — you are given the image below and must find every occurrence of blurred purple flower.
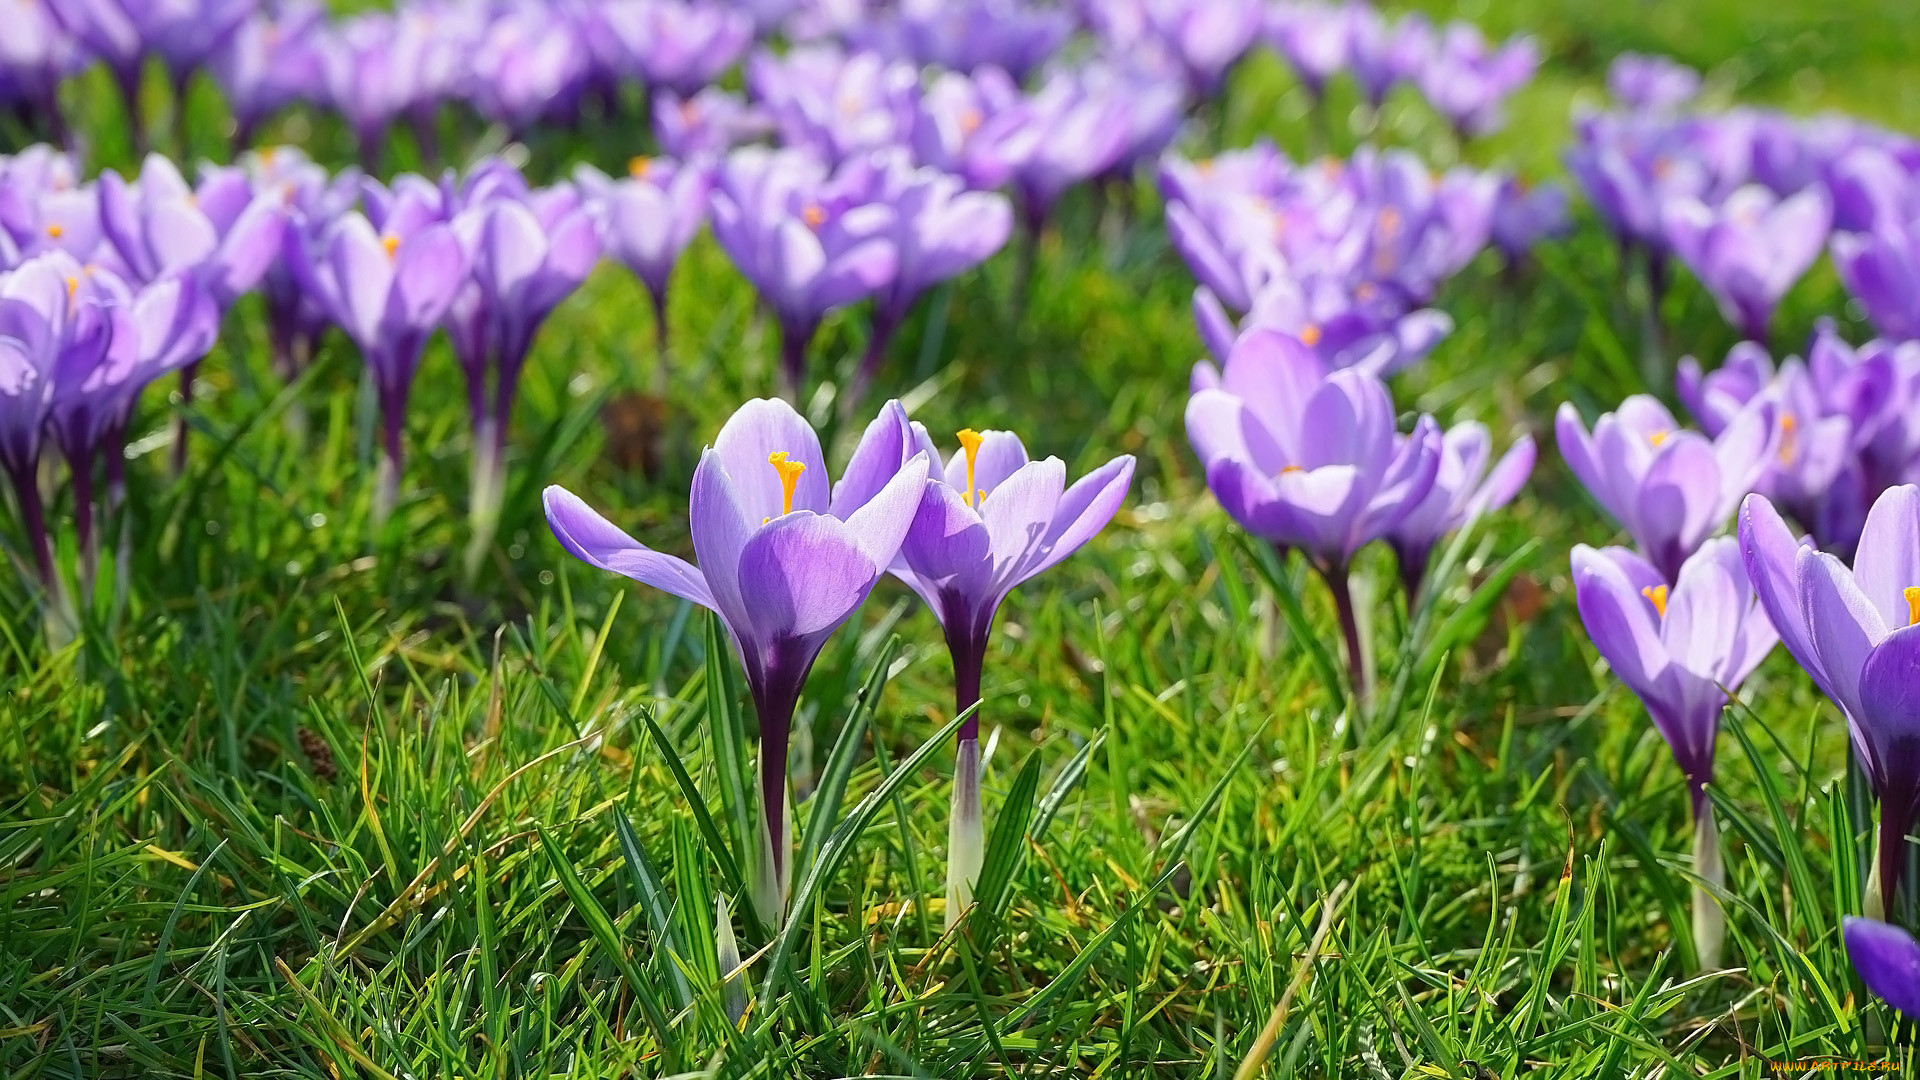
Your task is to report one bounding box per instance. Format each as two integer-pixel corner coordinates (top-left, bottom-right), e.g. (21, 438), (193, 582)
(1489, 176), (1570, 262)
(1833, 218), (1920, 343)
(1845, 917), (1920, 1017)
(213, 1), (328, 147)
(297, 204), (469, 522)
(1606, 53), (1700, 112)
(596, 0), (752, 97)
(1416, 25), (1538, 138)
(653, 88), (773, 161)
(708, 147), (898, 398)
(851, 0), (1071, 82)
(1387, 421), (1534, 597)
(911, 67), (1035, 192)
(575, 157), (711, 354)
(1662, 184), (1831, 341)
(1265, 1), (1351, 100)
(747, 45), (918, 164)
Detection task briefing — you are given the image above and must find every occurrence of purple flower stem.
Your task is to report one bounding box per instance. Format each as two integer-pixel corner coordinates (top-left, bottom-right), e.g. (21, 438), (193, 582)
(846, 303), (904, 413)
(1314, 559), (1369, 708)
(6, 462), (56, 589)
(171, 361), (199, 476)
(778, 321), (812, 404)
(115, 64), (148, 156)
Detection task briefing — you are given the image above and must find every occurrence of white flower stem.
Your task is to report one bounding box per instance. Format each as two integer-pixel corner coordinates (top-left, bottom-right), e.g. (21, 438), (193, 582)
(1692, 806), (1725, 971)
(752, 777), (791, 927)
(715, 893), (747, 1026)
(946, 736), (984, 930)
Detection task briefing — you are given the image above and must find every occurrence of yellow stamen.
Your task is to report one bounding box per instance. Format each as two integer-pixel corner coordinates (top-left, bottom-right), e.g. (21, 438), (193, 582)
(959, 108), (983, 135)
(802, 204), (825, 229)
(1906, 586), (1920, 627)
(1778, 413), (1798, 466)
(957, 428), (985, 507)
(1299, 324), (1322, 347)
(382, 233), (400, 258)
(1355, 282), (1377, 302)
(45, 223), (62, 239)
(628, 155), (652, 179)
(1280, 464), (1304, 475)
(768, 451), (806, 517)
(65, 276), (78, 298)
(1195, 158), (1214, 176)
(1377, 207), (1401, 236)
(1642, 585), (1669, 618)
(1649, 431), (1668, 448)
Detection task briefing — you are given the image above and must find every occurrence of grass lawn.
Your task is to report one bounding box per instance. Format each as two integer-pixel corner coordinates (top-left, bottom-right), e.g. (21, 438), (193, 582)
(4, 0), (1919, 1076)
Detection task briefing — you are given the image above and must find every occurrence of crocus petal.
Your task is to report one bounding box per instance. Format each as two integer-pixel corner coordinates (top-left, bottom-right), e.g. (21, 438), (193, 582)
(734, 512), (882, 641)
(689, 447), (757, 630)
(1860, 623), (1920, 754)
(841, 450), (931, 569)
(1572, 543), (1669, 700)
(544, 485), (717, 611)
(1798, 547), (1888, 724)
(1028, 455), (1136, 580)
(829, 399), (915, 519)
(1852, 485), (1920, 633)
(713, 397), (830, 520)
(1846, 917), (1920, 1018)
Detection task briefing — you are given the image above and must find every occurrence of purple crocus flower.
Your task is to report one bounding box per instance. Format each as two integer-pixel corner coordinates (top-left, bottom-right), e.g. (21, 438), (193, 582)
(911, 67), (1035, 193)
(98, 152), (287, 469)
(1489, 176), (1570, 263)
(0, 147), (101, 267)
(1186, 325), (1440, 700)
(1010, 63), (1183, 235)
(243, 146), (362, 395)
(446, 182), (600, 577)
(98, 154), (286, 302)
(597, 0), (752, 97)
(1739, 486), (1920, 915)
(851, 0), (1072, 82)
(1556, 395), (1776, 582)
(0, 0), (84, 142)
(1832, 217), (1920, 343)
(1201, 279), (1455, 379)
(297, 205), (468, 523)
(653, 88), (773, 161)
(49, 0), (257, 149)
(1386, 422), (1534, 598)
(212, 1), (327, 149)
(1606, 53), (1700, 112)
(1347, 8), (1432, 110)
(1677, 335), (1889, 551)
(1571, 537), (1775, 968)
(471, 4), (589, 135)
(1090, 0), (1265, 99)
(50, 263), (218, 584)
(894, 424), (1132, 924)
(708, 146), (898, 399)
(856, 156), (1012, 402)
(747, 46), (919, 165)
(1662, 184), (1832, 342)
(575, 158), (711, 357)
(1, 254), (90, 591)
(1845, 917), (1920, 1017)
(543, 397), (930, 920)
(1417, 26), (1539, 138)
(1266, 1), (1352, 101)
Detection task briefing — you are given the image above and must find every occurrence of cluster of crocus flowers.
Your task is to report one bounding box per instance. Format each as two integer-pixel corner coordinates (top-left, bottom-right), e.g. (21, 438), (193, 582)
(1569, 539), (1776, 967)
(0, 250), (219, 635)
(1185, 326), (1530, 703)
(1567, 53), (1920, 340)
(1677, 329), (1920, 555)
(1162, 144), (1521, 382)
(1260, 2), (1538, 137)
(546, 398), (931, 920)
(546, 397), (1133, 927)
